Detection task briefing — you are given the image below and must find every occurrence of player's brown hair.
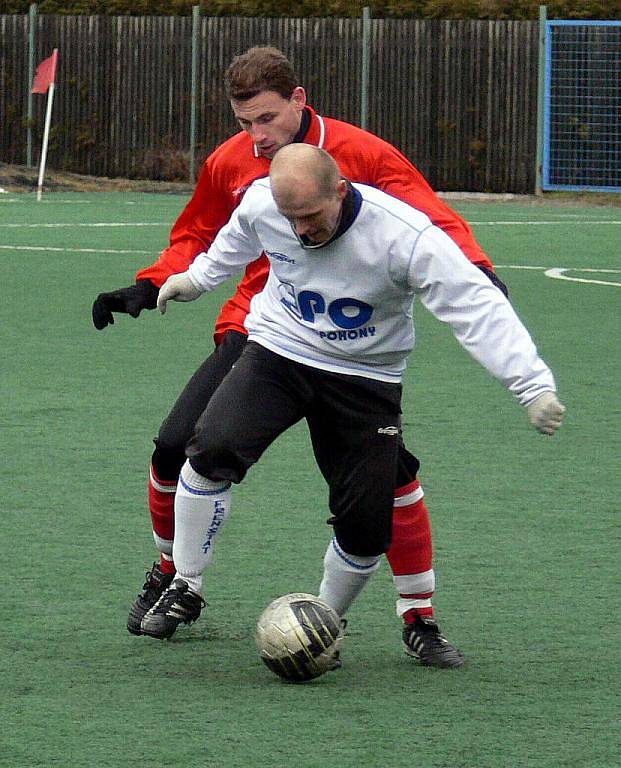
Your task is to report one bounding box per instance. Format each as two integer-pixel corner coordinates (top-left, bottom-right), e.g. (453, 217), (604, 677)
(224, 47), (298, 101)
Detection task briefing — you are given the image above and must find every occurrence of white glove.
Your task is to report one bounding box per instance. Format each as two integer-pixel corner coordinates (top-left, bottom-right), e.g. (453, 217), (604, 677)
(157, 272), (202, 314)
(527, 391), (566, 436)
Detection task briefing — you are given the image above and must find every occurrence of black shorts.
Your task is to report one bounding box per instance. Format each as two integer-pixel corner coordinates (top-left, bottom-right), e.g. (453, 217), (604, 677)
(154, 330), (248, 477)
(155, 329), (420, 488)
(186, 342), (403, 557)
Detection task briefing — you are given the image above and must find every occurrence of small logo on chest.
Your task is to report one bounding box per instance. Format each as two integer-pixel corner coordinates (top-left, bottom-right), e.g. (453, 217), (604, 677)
(267, 250), (296, 264)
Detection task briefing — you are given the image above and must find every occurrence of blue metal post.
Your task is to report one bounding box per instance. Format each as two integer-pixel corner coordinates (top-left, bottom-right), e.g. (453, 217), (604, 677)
(535, 5), (547, 195)
(189, 5), (200, 183)
(361, 7), (371, 130)
(27, 3), (37, 168)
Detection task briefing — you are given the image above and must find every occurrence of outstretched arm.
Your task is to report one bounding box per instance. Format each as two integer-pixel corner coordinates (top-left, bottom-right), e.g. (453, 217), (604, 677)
(156, 274), (203, 314)
(156, 189), (264, 316)
(92, 279), (159, 329)
(92, 152), (236, 330)
(409, 226), (565, 435)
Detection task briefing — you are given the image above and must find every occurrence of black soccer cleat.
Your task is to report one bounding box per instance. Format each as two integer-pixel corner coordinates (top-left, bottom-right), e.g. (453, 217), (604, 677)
(140, 580), (205, 639)
(127, 562), (175, 636)
(329, 619), (348, 671)
(402, 615), (465, 668)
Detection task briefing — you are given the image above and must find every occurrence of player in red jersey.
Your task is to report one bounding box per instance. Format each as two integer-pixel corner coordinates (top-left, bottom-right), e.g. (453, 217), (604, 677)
(93, 47), (507, 667)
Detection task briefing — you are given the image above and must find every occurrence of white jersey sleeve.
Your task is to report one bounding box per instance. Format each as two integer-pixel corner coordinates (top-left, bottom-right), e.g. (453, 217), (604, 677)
(188, 188), (264, 292)
(406, 224), (556, 406)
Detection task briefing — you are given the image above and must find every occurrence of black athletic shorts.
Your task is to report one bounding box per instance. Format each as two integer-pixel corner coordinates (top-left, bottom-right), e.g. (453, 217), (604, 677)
(186, 342), (403, 557)
(154, 331), (248, 478)
(154, 330), (420, 488)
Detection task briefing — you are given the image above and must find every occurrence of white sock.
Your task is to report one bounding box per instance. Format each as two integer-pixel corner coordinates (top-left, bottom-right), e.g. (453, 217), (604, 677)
(394, 568), (436, 618)
(171, 460), (232, 595)
(318, 537), (380, 617)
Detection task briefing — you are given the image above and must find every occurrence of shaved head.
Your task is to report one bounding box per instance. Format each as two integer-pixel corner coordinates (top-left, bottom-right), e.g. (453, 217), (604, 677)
(270, 145), (342, 199)
(269, 145), (348, 246)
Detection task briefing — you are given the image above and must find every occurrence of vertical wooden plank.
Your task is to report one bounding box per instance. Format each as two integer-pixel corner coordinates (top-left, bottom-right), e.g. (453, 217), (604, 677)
(0, 13), (540, 191)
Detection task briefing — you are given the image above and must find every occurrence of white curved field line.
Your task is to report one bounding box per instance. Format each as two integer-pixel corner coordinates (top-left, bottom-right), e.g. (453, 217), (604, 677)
(544, 268), (621, 287)
(497, 265), (621, 287)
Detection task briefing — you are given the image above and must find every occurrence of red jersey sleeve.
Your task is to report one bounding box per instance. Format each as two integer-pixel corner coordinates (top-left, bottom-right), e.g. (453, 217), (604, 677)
(135, 153), (236, 287)
(135, 132), (273, 344)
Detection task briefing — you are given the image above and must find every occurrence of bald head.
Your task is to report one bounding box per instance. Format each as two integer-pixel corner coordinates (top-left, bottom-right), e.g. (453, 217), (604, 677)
(269, 146), (347, 245)
(270, 145), (342, 198)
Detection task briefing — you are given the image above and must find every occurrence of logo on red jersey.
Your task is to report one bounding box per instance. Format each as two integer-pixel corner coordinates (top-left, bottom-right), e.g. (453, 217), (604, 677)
(232, 184), (251, 199)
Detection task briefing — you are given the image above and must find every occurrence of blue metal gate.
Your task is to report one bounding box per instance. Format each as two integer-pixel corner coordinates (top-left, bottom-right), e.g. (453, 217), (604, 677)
(543, 20), (621, 192)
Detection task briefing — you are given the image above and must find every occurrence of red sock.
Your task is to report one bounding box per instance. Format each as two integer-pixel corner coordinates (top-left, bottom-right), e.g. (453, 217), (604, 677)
(402, 604), (434, 622)
(159, 554), (176, 575)
(148, 465), (176, 558)
(386, 478), (435, 621)
(386, 479), (433, 574)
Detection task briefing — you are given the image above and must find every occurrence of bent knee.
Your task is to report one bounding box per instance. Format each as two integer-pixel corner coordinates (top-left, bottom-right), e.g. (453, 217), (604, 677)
(151, 441), (186, 482)
(186, 441), (251, 485)
(332, 523), (391, 558)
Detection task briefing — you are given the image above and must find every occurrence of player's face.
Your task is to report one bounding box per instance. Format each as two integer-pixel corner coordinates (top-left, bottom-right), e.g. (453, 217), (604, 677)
(275, 180), (348, 245)
(231, 88), (306, 159)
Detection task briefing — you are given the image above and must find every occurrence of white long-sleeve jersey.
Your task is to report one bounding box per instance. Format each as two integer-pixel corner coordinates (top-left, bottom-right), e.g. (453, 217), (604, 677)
(188, 179), (556, 404)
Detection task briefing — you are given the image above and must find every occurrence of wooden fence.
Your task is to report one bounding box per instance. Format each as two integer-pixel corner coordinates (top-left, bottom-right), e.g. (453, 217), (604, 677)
(0, 14), (540, 192)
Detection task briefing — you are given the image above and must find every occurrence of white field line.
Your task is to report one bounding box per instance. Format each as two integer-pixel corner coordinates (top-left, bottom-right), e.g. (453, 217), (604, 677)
(0, 199), (182, 205)
(0, 199), (93, 204)
(544, 268), (621, 287)
(496, 264), (621, 287)
(496, 266), (621, 272)
(0, 222), (166, 228)
(469, 220), (621, 225)
(0, 245), (150, 254)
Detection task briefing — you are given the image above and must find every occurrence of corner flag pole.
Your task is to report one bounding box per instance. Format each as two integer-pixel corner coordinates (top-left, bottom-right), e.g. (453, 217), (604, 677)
(32, 48), (59, 201)
(37, 79), (56, 201)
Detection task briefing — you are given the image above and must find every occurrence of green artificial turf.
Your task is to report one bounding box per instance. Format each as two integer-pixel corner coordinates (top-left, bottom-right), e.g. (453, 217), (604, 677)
(1, 192), (619, 768)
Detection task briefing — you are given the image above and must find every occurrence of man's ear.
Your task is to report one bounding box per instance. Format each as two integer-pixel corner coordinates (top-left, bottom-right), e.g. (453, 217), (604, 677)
(337, 179), (348, 199)
(291, 86), (307, 109)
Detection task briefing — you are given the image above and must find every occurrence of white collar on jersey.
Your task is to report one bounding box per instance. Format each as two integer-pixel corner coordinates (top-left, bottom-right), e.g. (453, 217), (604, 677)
(252, 114), (326, 158)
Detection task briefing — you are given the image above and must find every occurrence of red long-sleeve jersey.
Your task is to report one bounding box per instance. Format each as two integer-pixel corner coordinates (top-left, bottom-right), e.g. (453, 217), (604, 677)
(137, 106), (493, 343)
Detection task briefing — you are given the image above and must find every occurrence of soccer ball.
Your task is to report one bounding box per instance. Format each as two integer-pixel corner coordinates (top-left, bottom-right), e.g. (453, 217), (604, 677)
(255, 593), (344, 682)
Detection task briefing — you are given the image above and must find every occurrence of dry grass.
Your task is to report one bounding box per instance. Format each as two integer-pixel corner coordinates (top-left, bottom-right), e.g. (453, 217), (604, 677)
(0, 161), (194, 195)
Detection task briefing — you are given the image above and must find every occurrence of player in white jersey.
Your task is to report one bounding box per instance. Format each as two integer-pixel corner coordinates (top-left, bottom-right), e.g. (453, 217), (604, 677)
(141, 145), (565, 650)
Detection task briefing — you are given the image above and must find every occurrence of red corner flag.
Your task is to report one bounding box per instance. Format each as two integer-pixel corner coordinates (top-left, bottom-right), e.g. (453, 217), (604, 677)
(31, 49), (59, 200)
(32, 49), (58, 94)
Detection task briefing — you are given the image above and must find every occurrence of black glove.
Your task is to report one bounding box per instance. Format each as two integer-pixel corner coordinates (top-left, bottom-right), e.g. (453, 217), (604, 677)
(92, 279), (159, 330)
(477, 265), (509, 298)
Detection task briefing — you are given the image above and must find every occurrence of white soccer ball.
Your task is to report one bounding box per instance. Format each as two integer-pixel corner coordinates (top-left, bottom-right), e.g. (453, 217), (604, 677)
(255, 593), (344, 682)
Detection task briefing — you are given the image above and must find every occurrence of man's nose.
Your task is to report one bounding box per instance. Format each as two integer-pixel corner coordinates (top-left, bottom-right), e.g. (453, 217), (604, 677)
(251, 124), (267, 142)
(294, 219), (311, 236)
